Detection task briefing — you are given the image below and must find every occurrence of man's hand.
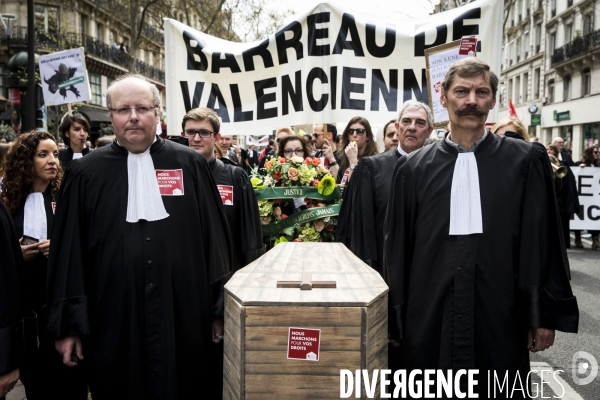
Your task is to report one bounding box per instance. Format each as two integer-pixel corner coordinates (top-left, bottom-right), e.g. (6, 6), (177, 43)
(322, 139), (335, 162)
(38, 239), (51, 258)
(528, 328), (555, 352)
(20, 239), (40, 261)
(212, 318), (224, 344)
(0, 368), (19, 398)
(56, 336), (83, 366)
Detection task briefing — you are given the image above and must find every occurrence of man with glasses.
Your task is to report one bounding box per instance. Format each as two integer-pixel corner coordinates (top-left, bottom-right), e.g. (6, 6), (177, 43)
(218, 134), (238, 164)
(552, 136), (575, 166)
(312, 123), (339, 176)
(46, 75), (232, 399)
(181, 107), (265, 273)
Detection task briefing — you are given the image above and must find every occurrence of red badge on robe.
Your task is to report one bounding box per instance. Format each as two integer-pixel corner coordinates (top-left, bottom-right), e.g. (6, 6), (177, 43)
(155, 169), (185, 196)
(217, 185), (234, 205)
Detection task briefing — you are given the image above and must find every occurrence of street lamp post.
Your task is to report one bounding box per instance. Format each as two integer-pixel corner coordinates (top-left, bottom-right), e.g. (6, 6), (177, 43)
(27, 0), (36, 131)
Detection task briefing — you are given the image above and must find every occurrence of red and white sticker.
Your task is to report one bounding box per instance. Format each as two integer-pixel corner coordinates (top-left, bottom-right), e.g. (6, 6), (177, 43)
(156, 169), (184, 196)
(459, 37), (478, 56)
(340, 168), (350, 185)
(217, 185), (234, 205)
(287, 327), (320, 361)
(51, 202), (56, 214)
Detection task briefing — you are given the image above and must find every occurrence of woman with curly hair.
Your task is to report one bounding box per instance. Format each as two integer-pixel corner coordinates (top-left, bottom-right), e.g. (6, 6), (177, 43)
(337, 116), (379, 183)
(0, 131), (87, 400)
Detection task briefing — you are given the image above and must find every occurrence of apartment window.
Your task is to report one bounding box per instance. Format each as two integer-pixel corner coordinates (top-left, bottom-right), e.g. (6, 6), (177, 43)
(535, 24), (542, 53)
(566, 24), (573, 43)
(81, 14), (88, 35)
(96, 23), (104, 42)
(90, 73), (102, 105)
(583, 68), (591, 95)
(583, 13), (594, 36)
(550, 33), (556, 55)
(516, 76), (521, 103)
(523, 73), (529, 102)
(508, 78), (514, 102)
(509, 41), (515, 65)
(563, 75), (571, 101)
(548, 80), (555, 103)
(550, 0), (556, 16)
(516, 38), (521, 62)
(524, 32), (530, 58)
(534, 68), (541, 98)
(34, 5), (59, 35)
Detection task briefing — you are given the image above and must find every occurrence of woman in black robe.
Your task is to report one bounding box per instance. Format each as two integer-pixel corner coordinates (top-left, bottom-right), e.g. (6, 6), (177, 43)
(0, 131), (87, 400)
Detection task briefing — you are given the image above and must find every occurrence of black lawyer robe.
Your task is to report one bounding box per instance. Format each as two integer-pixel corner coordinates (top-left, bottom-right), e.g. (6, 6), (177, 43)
(384, 134), (579, 398)
(45, 137), (232, 400)
(209, 157), (266, 272)
(0, 201), (24, 378)
(58, 146), (92, 166)
(336, 148), (401, 277)
(12, 190), (87, 400)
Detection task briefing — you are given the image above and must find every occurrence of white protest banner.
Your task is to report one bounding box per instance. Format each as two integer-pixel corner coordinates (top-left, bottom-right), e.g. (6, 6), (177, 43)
(570, 167), (600, 230)
(39, 48), (91, 106)
(164, 0), (503, 135)
(247, 135), (270, 146)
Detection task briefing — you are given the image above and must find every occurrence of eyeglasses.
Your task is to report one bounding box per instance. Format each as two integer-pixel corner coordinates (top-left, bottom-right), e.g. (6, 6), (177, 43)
(183, 129), (215, 138)
(109, 106), (157, 116)
(283, 148), (304, 156)
(593, 150), (599, 154)
(346, 128), (366, 135)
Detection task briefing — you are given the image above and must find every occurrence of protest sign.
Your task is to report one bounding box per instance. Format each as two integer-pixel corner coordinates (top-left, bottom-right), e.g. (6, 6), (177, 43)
(39, 48), (91, 106)
(424, 37), (477, 127)
(571, 167), (600, 230)
(164, 0), (503, 135)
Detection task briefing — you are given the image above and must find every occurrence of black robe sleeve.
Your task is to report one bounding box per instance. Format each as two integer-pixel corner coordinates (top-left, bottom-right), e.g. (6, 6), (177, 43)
(235, 169), (266, 266)
(382, 157), (418, 340)
(0, 201), (24, 375)
(45, 162), (90, 339)
(336, 158), (379, 271)
(518, 143), (579, 333)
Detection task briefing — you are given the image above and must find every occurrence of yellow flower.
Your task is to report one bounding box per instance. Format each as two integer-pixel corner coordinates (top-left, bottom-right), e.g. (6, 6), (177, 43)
(317, 175), (336, 196)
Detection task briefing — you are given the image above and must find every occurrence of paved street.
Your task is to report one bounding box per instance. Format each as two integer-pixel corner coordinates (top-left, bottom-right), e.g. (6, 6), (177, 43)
(7, 242), (600, 399)
(528, 237), (600, 400)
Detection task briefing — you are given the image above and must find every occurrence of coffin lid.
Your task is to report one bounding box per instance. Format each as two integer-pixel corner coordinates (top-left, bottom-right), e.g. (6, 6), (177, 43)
(225, 242), (388, 306)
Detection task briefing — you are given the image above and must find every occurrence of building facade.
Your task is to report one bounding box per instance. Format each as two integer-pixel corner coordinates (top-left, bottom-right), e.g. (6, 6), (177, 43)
(0, 0), (166, 139)
(499, 0), (600, 161)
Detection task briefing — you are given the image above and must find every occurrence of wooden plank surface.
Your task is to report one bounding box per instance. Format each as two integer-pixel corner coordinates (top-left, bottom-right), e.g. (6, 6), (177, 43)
(225, 242), (388, 306)
(245, 374), (344, 399)
(245, 305), (362, 327)
(223, 294), (244, 400)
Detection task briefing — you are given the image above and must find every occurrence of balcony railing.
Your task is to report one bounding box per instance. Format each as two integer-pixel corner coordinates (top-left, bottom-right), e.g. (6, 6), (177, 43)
(551, 29), (600, 66)
(0, 28), (165, 83)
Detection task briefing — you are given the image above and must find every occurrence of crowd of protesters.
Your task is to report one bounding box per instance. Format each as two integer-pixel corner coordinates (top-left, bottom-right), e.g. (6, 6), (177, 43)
(0, 59), (588, 399)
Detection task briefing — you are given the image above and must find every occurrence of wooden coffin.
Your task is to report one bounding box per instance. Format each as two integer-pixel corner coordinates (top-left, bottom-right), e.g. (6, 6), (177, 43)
(224, 242), (388, 399)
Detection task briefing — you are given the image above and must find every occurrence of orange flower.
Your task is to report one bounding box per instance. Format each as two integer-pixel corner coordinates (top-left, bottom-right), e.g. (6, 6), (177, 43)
(287, 167), (299, 181)
(274, 171), (282, 181)
(264, 161), (273, 170)
(312, 179), (319, 187)
(304, 157), (311, 164)
(278, 157), (286, 164)
(311, 158), (321, 166)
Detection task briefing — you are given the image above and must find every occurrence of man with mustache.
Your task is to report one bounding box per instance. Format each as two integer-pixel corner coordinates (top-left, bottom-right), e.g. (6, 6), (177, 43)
(384, 58), (578, 397)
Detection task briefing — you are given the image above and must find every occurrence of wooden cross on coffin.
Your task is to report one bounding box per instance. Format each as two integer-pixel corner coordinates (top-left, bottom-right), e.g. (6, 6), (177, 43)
(277, 272), (336, 290)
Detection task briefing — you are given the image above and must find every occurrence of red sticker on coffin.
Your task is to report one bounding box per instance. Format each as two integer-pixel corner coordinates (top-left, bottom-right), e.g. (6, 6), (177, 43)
(287, 327), (321, 361)
(156, 169), (184, 196)
(217, 185), (234, 205)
